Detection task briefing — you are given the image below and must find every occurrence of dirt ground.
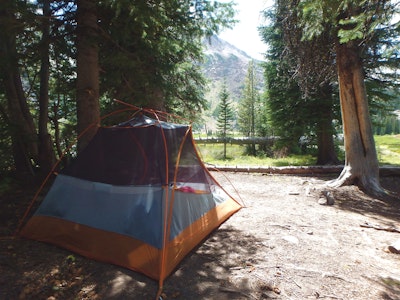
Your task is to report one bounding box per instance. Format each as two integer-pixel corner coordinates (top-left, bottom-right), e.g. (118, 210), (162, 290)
(1, 172), (400, 300)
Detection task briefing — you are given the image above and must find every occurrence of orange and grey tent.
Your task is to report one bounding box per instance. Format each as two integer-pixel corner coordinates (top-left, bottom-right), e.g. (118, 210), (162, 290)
(20, 113), (242, 295)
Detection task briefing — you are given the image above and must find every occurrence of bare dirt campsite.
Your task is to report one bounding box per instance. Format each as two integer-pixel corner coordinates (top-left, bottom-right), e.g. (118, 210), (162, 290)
(1, 171), (400, 299)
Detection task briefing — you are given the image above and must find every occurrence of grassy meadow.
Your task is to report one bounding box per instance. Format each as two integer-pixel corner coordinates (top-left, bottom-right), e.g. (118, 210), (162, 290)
(375, 135), (400, 165)
(195, 135), (400, 167)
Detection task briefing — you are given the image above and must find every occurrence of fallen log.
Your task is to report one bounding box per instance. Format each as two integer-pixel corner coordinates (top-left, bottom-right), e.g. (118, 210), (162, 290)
(208, 165), (342, 175)
(207, 165), (400, 176)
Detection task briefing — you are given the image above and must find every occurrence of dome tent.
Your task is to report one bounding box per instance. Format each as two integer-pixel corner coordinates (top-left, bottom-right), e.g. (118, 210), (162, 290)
(20, 111), (242, 296)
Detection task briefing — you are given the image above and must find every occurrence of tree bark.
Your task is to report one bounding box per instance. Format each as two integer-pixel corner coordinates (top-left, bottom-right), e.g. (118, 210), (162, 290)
(148, 86), (166, 112)
(316, 114), (339, 165)
(331, 40), (386, 197)
(38, 0), (56, 176)
(76, 0), (100, 152)
(0, 3), (38, 174)
(3, 69), (38, 176)
(316, 86), (340, 165)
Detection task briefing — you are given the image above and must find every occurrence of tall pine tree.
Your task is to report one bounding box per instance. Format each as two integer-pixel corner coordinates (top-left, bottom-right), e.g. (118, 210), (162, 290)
(216, 83), (235, 160)
(277, 0), (399, 197)
(261, 1), (340, 162)
(238, 60), (259, 156)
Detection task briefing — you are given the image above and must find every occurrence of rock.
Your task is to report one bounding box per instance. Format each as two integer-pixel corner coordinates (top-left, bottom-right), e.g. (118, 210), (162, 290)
(318, 197), (328, 205)
(388, 239), (400, 254)
(282, 235), (299, 244)
(318, 190), (335, 205)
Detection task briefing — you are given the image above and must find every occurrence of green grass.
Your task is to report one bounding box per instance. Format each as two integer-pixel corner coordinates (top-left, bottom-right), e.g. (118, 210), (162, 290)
(195, 135), (400, 167)
(195, 143), (315, 167)
(375, 134), (400, 165)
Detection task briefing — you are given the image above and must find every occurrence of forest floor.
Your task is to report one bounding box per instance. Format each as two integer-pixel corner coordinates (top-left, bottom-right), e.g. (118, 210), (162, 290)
(1, 171), (400, 300)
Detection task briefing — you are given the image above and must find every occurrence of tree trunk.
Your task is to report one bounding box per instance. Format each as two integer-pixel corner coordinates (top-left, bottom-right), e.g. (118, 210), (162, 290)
(249, 62), (256, 156)
(38, 0), (56, 176)
(76, 0), (100, 152)
(148, 87), (166, 112)
(52, 99), (63, 158)
(0, 4), (38, 174)
(3, 73), (39, 175)
(316, 87), (340, 165)
(316, 115), (339, 165)
(330, 40), (386, 197)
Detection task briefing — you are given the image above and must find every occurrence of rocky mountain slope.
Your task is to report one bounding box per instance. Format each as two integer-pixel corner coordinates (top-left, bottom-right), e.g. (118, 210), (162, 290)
(201, 35), (265, 118)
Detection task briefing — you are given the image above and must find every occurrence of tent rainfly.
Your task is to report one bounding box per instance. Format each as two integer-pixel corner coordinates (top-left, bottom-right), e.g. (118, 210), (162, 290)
(20, 113), (242, 295)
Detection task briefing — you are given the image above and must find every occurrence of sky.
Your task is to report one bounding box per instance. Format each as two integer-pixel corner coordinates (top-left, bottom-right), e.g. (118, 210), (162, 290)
(219, 0), (273, 60)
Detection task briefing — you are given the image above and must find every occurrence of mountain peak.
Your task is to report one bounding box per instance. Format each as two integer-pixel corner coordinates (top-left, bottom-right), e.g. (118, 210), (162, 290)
(203, 35), (253, 60)
(202, 35), (263, 102)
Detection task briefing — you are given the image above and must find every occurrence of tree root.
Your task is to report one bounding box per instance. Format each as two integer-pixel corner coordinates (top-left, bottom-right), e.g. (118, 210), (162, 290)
(326, 169), (398, 201)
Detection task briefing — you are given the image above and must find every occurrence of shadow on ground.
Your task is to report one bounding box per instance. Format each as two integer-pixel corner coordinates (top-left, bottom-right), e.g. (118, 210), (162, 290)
(332, 177), (400, 224)
(1, 225), (270, 299)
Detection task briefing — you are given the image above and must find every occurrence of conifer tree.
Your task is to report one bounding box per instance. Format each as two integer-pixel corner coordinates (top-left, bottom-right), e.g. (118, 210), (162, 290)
(298, 0), (399, 197)
(0, 1), (237, 173)
(261, 1), (340, 162)
(238, 60), (259, 156)
(264, 0), (400, 197)
(216, 83), (235, 160)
